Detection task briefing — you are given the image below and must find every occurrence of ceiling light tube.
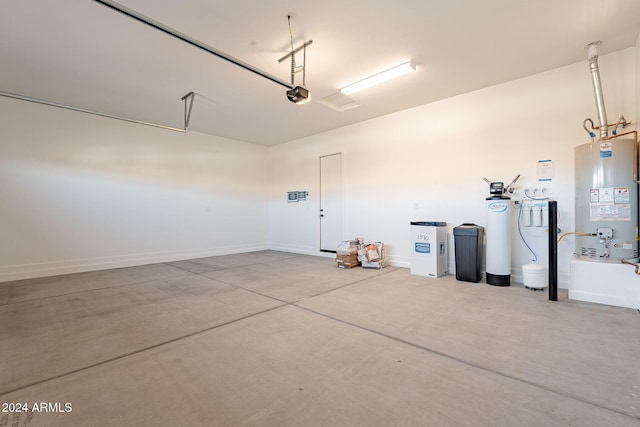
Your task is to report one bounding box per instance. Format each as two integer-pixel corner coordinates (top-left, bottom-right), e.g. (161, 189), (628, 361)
(341, 61), (416, 95)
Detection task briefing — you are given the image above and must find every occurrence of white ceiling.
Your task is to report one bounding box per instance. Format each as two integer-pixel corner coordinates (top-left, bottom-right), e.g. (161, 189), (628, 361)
(1, 0), (639, 146)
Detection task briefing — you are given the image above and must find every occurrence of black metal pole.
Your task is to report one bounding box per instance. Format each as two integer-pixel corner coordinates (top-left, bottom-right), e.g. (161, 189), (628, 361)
(548, 201), (558, 301)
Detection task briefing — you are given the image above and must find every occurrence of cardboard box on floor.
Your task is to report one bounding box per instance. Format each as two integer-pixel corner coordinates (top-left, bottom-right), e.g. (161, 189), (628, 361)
(336, 253), (360, 269)
(335, 238), (364, 268)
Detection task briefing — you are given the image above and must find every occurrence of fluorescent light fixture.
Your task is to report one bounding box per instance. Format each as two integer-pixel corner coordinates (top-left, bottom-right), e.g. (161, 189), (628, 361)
(340, 61), (416, 95)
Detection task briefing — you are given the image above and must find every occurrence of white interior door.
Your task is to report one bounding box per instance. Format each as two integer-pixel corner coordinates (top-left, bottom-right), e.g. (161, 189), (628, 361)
(320, 153), (342, 252)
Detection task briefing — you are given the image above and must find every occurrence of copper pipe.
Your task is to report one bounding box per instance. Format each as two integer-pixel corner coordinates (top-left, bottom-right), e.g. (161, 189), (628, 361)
(602, 130), (636, 139)
(621, 258), (640, 274)
(590, 121), (632, 129)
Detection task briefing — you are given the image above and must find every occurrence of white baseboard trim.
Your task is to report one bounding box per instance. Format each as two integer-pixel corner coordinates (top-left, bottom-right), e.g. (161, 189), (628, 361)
(268, 243), (331, 258)
(0, 243), (268, 283)
(399, 260), (570, 289)
(510, 267), (569, 290)
(19, 242), (566, 292)
(387, 255), (410, 268)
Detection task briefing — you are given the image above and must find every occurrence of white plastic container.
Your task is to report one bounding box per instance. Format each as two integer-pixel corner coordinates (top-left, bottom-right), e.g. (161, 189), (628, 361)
(410, 221), (448, 278)
(522, 263), (548, 290)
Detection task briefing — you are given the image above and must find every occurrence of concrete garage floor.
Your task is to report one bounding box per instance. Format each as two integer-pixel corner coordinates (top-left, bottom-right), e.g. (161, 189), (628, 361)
(1, 251), (639, 426)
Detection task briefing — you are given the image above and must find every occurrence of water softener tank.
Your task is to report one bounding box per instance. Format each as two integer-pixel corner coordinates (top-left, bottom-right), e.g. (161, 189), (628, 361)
(574, 138), (638, 260)
(486, 183), (511, 286)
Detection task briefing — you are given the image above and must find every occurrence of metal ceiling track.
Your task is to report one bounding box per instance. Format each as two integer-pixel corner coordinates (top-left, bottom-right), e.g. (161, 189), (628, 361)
(93, 0), (293, 90)
(2, 1), (295, 132)
(0, 89), (192, 132)
(277, 40), (313, 63)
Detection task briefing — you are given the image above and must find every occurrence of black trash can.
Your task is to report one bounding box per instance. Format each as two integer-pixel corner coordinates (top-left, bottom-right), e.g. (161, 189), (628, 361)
(453, 223), (484, 283)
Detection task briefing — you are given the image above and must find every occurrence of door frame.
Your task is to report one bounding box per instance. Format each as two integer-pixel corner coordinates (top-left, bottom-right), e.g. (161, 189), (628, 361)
(319, 152), (343, 252)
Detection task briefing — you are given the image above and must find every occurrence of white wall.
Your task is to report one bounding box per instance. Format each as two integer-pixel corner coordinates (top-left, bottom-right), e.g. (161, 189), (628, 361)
(0, 97), (269, 282)
(3, 47), (636, 285)
(637, 32), (640, 122)
(268, 48), (637, 287)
